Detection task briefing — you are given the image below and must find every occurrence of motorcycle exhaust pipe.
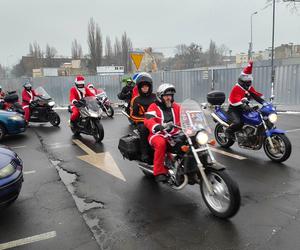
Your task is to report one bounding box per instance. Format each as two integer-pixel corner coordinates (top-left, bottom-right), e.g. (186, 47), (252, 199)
(211, 113), (229, 127)
(138, 164), (154, 174)
(170, 174), (189, 190)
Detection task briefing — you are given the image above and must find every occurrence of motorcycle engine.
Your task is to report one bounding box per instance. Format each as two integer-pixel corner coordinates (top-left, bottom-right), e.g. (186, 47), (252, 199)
(237, 126), (257, 147)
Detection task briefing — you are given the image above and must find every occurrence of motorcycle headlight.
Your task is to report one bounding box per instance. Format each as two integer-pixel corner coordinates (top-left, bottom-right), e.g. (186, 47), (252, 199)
(10, 115), (24, 121)
(48, 101), (55, 106)
(0, 164), (16, 179)
(268, 113), (278, 123)
(89, 110), (99, 118)
(196, 131), (209, 145)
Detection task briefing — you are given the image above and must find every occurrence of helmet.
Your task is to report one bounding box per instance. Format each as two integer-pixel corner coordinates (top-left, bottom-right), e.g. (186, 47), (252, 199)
(136, 74), (153, 96)
(133, 72), (151, 83)
(0, 85), (2, 91)
(23, 81), (32, 91)
(126, 78), (134, 86)
(238, 61), (253, 90)
(75, 75), (85, 89)
(156, 83), (176, 103)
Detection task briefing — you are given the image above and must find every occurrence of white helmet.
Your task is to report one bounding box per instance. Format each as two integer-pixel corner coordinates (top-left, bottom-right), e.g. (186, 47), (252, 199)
(156, 83), (176, 102)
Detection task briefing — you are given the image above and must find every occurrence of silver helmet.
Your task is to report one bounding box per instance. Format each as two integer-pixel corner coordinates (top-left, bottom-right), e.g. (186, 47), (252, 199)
(156, 83), (176, 102)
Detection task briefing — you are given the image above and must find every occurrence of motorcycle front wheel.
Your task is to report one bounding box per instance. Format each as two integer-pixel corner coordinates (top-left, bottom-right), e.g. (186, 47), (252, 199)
(200, 169), (240, 219)
(93, 120), (104, 143)
(49, 112), (61, 127)
(105, 105), (114, 118)
(263, 134), (291, 163)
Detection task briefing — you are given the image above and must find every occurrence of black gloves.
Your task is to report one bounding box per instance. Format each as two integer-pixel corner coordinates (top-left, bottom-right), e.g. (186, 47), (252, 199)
(154, 125), (165, 133)
(241, 104), (252, 112)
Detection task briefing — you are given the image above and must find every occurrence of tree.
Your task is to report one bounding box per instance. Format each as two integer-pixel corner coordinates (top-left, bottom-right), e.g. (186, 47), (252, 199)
(121, 32), (132, 72)
(71, 39), (83, 59)
(207, 40), (219, 66)
(28, 41), (43, 69)
(45, 44), (57, 59)
(104, 36), (113, 65)
(113, 37), (122, 65)
(87, 17), (103, 72)
(0, 64), (6, 78)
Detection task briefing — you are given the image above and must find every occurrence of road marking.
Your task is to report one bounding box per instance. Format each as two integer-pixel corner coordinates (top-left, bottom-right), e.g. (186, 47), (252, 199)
(209, 147), (247, 160)
(73, 139), (126, 182)
(47, 142), (71, 149)
(10, 146), (26, 149)
(24, 170), (36, 175)
(286, 128), (300, 133)
(0, 231), (56, 250)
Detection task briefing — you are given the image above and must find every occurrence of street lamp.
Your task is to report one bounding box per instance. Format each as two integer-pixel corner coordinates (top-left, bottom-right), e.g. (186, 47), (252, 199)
(249, 11), (258, 60)
(270, 0), (275, 101)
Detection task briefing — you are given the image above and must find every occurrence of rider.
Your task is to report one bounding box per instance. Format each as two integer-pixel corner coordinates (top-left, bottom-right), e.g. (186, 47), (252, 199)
(130, 74), (156, 162)
(226, 61), (265, 139)
(69, 75), (95, 128)
(22, 81), (41, 123)
(117, 78), (134, 114)
(132, 72), (152, 100)
(87, 83), (98, 95)
(144, 83), (181, 182)
(0, 86), (5, 109)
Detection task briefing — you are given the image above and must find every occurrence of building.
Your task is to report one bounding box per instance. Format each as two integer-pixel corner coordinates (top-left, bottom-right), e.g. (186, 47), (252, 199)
(275, 43), (300, 59)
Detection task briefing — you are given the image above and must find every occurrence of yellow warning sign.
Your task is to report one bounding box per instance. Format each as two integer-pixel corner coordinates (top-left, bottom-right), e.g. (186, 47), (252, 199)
(130, 52), (144, 71)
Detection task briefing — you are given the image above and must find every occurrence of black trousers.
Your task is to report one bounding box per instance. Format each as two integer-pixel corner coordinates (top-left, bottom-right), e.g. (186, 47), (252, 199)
(137, 123), (150, 155)
(226, 105), (244, 134)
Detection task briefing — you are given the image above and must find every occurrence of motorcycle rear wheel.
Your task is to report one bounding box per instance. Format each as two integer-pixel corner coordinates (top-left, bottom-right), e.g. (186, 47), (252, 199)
(200, 169), (240, 219)
(214, 123), (234, 148)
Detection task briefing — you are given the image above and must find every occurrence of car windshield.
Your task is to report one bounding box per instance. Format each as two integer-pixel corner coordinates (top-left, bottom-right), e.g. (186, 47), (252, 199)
(180, 99), (211, 136)
(83, 96), (100, 112)
(35, 87), (51, 100)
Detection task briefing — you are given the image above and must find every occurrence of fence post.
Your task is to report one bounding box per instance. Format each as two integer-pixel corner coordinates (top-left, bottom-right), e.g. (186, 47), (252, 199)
(211, 69), (215, 91)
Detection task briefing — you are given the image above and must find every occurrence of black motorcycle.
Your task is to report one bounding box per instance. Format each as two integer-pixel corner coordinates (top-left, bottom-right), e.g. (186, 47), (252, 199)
(28, 87), (60, 127)
(96, 91), (114, 118)
(118, 100), (241, 219)
(69, 96), (104, 143)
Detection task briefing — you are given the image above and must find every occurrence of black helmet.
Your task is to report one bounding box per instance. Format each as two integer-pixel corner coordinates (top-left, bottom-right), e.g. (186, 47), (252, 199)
(136, 74), (153, 96)
(23, 81), (32, 91)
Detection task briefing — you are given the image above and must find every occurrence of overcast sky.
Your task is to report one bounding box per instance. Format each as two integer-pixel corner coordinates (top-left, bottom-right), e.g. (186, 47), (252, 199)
(0, 0), (300, 66)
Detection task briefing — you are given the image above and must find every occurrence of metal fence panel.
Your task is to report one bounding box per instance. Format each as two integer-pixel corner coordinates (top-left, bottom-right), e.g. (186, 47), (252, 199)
(1, 64), (300, 106)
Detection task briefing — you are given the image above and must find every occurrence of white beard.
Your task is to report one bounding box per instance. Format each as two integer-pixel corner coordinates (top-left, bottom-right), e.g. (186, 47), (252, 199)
(77, 87), (86, 96)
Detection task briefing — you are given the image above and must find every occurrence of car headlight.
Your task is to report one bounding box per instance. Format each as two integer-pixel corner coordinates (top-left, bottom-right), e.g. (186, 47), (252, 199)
(10, 115), (24, 121)
(0, 164), (16, 179)
(196, 131), (209, 145)
(48, 101), (55, 106)
(268, 113), (278, 123)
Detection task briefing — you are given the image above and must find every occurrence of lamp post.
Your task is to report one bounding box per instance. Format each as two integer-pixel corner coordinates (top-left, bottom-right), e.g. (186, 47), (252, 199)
(270, 0), (276, 101)
(249, 11), (258, 60)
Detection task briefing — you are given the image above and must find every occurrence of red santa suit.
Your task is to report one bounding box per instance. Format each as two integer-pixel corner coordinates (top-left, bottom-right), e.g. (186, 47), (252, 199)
(22, 88), (39, 122)
(144, 102), (181, 176)
(228, 84), (263, 106)
(69, 86), (95, 122)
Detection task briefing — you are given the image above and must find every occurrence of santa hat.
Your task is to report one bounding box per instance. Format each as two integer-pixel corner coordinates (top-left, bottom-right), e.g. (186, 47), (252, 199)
(87, 83), (94, 88)
(239, 61), (253, 82)
(75, 75), (85, 84)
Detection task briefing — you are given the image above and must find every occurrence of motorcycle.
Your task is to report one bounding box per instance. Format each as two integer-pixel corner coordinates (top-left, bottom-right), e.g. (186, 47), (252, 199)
(96, 90), (114, 118)
(118, 99), (241, 219)
(3, 90), (25, 114)
(27, 87), (60, 127)
(207, 91), (292, 163)
(119, 101), (135, 125)
(69, 96), (105, 143)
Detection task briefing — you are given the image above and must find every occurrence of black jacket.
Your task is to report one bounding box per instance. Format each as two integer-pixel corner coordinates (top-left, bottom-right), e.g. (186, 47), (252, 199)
(117, 85), (133, 102)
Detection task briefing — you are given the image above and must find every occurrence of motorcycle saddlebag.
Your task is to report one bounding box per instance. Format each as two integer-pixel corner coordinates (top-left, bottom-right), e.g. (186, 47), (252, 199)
(4, 93), (19, 103)
(207, 91), (226, 105)
(118, 134), (140, 161)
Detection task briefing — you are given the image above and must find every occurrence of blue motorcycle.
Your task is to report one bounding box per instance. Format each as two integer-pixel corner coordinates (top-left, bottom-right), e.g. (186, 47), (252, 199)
(207, 91), (291, 163)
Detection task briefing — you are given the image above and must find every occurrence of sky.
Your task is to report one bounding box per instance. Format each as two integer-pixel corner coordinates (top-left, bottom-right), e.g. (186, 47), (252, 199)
(0, 0), (300, 66)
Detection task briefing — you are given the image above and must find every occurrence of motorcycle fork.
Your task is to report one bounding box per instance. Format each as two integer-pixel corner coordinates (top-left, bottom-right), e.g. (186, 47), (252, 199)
(261, 114), (275, 150)
(187, 137), (214, 195)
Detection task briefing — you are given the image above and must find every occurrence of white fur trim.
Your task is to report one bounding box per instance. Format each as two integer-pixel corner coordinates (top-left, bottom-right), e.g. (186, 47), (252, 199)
(151, 124), (160, 134)
(23, 105), (29, 109)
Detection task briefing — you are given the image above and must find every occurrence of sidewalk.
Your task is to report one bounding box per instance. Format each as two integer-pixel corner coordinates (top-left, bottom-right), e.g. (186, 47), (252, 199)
(276, 104), (300, 113)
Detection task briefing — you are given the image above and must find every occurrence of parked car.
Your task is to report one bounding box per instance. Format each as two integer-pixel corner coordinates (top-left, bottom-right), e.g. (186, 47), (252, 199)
(0, 145), (23, 208)
(0, 110), (26, 141)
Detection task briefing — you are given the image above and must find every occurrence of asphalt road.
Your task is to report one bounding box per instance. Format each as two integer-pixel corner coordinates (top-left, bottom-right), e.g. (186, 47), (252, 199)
(1, 109), (300, 250)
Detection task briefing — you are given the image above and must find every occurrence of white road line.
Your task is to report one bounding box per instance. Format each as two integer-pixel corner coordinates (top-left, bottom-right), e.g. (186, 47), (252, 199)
(286, 128), (300, 133)
(210, 147), (247, 160)
(24, 170), (36, 175)
(0, 231), (56, 250)
(10, 146), (26, 149)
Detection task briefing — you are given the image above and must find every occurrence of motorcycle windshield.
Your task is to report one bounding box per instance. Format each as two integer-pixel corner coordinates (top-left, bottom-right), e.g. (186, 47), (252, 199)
(83, 96), (100, 112)
(96, 91), (107, 99)
(35, 87), (51, 100)
(180, 99), (211, 136)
